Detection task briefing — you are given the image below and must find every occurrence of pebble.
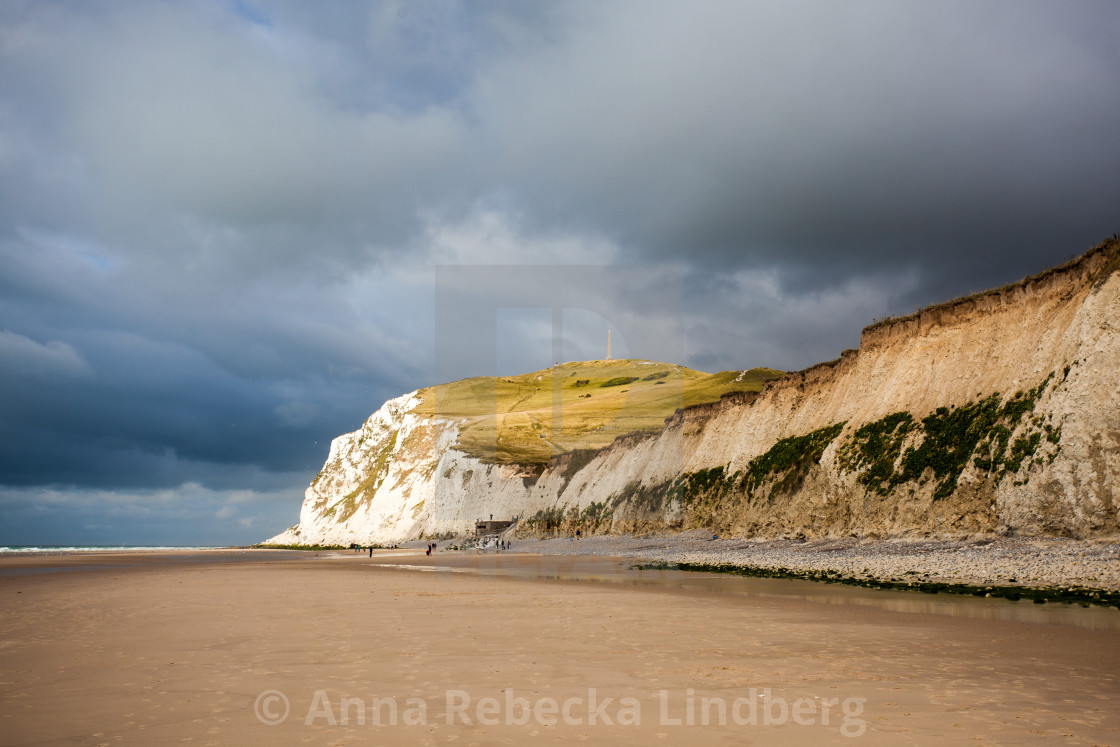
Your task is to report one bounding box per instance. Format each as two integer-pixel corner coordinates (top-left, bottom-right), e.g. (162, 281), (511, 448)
(509, 531), (1120, 589)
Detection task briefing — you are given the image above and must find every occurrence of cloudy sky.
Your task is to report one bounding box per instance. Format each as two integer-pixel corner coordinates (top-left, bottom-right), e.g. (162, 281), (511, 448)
(1, 0), (1117, 546)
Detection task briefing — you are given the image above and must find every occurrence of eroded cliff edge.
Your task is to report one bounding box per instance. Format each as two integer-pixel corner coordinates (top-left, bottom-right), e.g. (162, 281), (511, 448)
(268, 238), (1120, 545)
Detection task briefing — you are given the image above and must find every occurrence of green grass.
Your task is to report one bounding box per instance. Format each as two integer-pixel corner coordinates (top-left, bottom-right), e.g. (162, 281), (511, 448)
(413, 360), (784, 465)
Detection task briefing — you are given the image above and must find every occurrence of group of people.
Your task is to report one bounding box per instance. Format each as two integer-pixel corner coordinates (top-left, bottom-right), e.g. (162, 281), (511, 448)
(352, 539), (518, 556)
(353, 544), (400, 557)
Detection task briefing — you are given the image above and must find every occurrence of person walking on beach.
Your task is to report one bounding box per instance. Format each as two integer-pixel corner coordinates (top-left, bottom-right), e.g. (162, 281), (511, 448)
(369, 545), (373, 557)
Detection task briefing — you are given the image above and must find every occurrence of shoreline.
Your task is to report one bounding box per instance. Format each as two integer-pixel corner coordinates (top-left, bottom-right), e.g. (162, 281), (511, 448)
(14, 534), (1120, 607)
(0, 547), (310, 573)
(643, 560), (1120, 609)
(494, 532), (1120, 590)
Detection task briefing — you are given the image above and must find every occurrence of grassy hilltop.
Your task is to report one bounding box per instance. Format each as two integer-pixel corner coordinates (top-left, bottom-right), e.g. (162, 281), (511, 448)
(413, 359), (783, 465)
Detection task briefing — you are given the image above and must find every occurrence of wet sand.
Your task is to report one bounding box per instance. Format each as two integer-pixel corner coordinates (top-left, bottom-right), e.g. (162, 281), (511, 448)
(2, 549), (1118, 745)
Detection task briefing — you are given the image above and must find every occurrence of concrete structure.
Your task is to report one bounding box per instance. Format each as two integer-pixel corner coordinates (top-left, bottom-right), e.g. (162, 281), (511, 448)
(475, 519), (514, 537)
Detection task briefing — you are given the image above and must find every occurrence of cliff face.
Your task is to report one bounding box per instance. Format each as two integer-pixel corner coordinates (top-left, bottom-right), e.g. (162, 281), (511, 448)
(268, 239), (1120, 545)
(268, 391), (543, 546)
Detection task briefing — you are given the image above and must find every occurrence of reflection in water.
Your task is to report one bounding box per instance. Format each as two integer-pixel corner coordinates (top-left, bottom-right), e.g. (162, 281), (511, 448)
(369, 554), (1120, 632)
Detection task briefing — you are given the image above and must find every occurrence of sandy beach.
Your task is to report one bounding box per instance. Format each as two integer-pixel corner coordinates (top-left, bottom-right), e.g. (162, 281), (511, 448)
(2, 548), (1119, 745)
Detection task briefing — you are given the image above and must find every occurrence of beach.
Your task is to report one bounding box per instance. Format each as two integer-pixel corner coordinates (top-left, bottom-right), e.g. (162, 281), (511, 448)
(2, 548), (1119, 745)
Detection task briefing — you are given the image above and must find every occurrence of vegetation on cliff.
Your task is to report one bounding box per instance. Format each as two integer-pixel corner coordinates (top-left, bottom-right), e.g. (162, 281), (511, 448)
(740, 423), (847, 500)
(411, 359), (783, 465)
(837, 372), (1062, 499)
(529, 369), (1066, 538)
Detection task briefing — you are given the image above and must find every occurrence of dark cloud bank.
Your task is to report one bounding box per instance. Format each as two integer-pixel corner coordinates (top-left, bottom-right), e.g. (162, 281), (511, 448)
(0, 0), (1116, 544)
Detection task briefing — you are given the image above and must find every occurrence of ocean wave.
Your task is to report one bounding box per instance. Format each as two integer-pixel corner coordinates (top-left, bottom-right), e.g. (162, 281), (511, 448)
(0, 546), (219, 553)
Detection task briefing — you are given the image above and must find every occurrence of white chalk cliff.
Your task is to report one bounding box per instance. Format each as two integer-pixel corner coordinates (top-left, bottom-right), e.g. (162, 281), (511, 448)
(268, 239), (1120, 545)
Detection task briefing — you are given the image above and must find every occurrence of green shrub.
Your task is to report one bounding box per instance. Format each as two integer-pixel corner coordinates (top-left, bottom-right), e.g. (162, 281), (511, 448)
(839, 372), (1059, 500)
(741, 422), (846, 500)
(600, 376), (640, 388)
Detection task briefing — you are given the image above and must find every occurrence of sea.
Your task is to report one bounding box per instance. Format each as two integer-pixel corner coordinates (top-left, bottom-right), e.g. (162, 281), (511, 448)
(0, 545), (219, 553)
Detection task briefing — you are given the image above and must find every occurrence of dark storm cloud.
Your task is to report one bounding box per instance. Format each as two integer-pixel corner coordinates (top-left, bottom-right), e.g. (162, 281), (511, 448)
(0, 0), (1117, 543)
(472, 1), (1118, 287)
